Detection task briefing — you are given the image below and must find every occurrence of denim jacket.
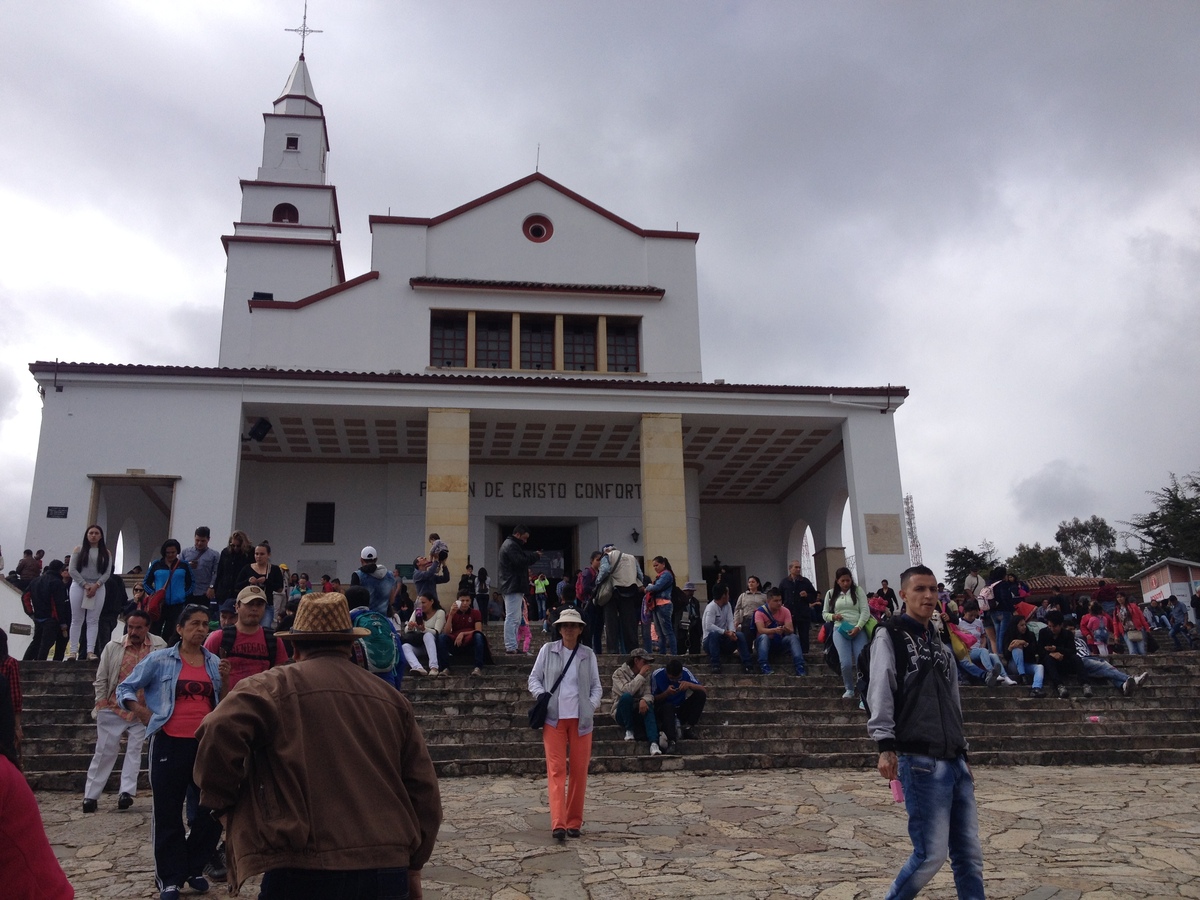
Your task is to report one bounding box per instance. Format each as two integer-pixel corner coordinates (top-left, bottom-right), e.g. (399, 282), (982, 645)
(116, 644), (222, 737)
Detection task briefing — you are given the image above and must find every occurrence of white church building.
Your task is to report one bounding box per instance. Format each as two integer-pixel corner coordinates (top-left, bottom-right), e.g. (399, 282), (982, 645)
(22, 55), (910, 599)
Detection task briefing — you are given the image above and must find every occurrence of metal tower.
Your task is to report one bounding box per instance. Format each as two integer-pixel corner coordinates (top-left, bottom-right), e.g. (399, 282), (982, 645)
(904, 493), (923, 566)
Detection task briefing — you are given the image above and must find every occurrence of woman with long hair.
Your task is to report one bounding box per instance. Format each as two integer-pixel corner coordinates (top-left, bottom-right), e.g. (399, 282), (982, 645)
(528, 608), (601, 842)
(645, 556), (677, 654)
(822, 566), (870, 699)
(117, 604), (225, 899)
(1114, 591), (1150, 655)
(401, 592), (446, 675)
(68, 523), (113, 660)
(234, 542), (284, 629)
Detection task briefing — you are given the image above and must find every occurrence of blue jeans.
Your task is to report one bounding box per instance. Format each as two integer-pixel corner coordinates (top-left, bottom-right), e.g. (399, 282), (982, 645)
(703, 632), (741, 667)
(436, 632), (486, 669)
(755, 633), (806, 674)
(957, 658), (987, 682)
(887, 754), (985, 900)
(1080, 655), (1128, 688)
(1007, 648), (1044, 688)
(990, 611), (1011, 656)
(1124, 635), (1147, 655)
(968, 646), (1000, 672)
(832, 627), (868, 692)
(1169, 621), (1196, 649)
(503, 592), (524, 651)
(652, 604), (677, 655)
(613, 692), (659, 744)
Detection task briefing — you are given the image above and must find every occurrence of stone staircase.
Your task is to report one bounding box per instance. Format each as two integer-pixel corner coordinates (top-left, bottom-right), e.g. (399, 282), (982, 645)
(17, 623), (1200, 791)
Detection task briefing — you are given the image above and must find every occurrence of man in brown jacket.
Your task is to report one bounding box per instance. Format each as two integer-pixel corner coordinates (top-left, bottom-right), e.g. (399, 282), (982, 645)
(194, 592), (442, 899)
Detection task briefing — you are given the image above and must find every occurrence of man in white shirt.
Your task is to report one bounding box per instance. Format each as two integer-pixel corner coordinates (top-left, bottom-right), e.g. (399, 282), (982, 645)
(702, 584), (749, 673)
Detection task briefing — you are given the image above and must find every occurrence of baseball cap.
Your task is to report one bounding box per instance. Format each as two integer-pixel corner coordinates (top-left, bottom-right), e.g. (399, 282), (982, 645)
(219, 599), (237, 615)
(361, 546), (378, 561)
(629, 648), (655, 662)
(237, 585), (268, 605)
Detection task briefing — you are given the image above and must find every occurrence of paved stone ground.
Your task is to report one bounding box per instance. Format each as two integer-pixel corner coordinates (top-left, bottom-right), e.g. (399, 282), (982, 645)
(39, 765), (1200, 899)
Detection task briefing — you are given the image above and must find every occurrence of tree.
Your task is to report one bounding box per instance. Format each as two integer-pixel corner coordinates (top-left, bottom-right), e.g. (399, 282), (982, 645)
(1005, 543), (1065, 579)
(944, 546), (998, 592)
(1124, 472), (1200, 564)
(1055, 515), (1117, 577)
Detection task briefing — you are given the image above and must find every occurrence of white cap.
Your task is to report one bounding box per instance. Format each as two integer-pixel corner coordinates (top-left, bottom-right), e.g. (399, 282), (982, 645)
(361, 546), (378, 561)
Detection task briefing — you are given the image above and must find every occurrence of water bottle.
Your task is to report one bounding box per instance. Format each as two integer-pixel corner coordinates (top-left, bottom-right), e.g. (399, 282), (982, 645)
(890, 779), (905, 803)
(1084, 715), (1104, 724)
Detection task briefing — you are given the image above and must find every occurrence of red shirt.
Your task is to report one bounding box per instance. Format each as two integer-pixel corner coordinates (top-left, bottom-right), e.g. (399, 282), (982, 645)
(162, 659), (214, 738)
(446, 607), (481, 640)
(204, 627), (288, 690)
(0, 756), (74, 899)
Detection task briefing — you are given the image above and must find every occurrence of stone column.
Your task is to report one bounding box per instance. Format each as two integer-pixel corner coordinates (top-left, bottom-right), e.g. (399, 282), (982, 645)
(813, 546), (847, 595)
(639, 413), (692, 582)
(425, 408), (471, 605)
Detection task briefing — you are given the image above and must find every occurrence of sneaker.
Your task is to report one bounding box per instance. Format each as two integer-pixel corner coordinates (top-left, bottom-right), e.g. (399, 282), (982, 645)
(429, 668), (441, 677)
(82, 798), (98, 813)
(566, 828), (581, 838)
(1122, 678), (1132, 695)
(186, 875), (210, 893)
(986, 663), (1001, 687)
(658, 732), (670, 751)
(682, 727), (696, 740)
(624, 729), (635, 742)
(710, 662), (722, 674)
(204, 845), (227, 884)
(1057, 685), (1070, 699)
(1083, 683), (1094, 698)
(760, 665), (774, 675)
(665, 740), (678, 755)
(552, 828), (566, 842)
(858, 700), (865, 711)
(1030, 687), (1045, 698)
(65, 655), (77, 663)
(471, 667), (483, 677)
(649, 743), (662, 756)
(1134, 671), (1150, 687)
(842, 689), (855, 700)
(1000, 675), (1018, 686)
(87, 653), (99, 661)
(160, 888), (180, 900)
(117, 792), (133, 810)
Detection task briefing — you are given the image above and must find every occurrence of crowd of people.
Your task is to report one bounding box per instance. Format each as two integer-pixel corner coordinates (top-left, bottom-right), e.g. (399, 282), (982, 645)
(7, 523), (1200, 899)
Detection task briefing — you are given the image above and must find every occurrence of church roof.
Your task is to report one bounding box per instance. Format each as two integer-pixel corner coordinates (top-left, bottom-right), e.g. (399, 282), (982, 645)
(28, 360), (907, 402)
(369, 172), (700, 242)
(273, 57), (322, 116)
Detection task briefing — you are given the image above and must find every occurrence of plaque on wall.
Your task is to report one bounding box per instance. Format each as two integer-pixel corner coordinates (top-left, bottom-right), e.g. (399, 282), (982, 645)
(864, 513), (905, 555)
(47, 506), (68, 519)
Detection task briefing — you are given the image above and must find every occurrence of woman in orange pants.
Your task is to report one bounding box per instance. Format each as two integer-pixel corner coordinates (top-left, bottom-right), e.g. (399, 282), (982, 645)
(527, 608), (602, 841)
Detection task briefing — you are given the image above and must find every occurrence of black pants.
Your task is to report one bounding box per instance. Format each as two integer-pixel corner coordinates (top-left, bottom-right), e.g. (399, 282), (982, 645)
(655, 692), (706, 741)
(604, 591), (641, 654)
(586, 602), (605, 653)
(1041, 653), (1085, 688)
(260, 867), (408, 900)
(157, 604), (184, 645)
(149, 733), (222, 890)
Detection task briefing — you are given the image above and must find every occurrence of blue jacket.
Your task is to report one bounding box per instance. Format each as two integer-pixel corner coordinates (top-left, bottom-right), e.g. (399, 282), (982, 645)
(646, 569), (675, 603)
(116, 643), (222, 737)
(143, 559), (194, 607)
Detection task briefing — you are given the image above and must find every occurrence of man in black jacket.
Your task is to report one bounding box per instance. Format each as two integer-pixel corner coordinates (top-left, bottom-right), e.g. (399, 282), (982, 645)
(1037, 610), (1086, 699)
(24, 560), (71, 661)
(779, 560), (818, 654)
(498, 525), (541, 654)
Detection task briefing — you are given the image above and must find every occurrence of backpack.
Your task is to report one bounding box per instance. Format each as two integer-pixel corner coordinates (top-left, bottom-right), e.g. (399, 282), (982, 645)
(351, 610), (400, 674)
(670, 584), (688, 608)
(855, 620), (922, 718)
(975, 581), (999, 613)
(219, 625), (279, 668)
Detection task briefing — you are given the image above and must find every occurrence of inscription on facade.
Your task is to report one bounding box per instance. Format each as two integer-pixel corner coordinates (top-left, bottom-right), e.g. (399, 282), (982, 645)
(419, 480), (642, 500)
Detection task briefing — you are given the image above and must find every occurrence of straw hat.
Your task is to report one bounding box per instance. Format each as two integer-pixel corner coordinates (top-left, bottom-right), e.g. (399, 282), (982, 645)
(275, 592), (369, 641)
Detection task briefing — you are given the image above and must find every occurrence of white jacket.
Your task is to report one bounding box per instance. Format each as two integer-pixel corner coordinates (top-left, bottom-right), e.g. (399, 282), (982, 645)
(92, 634), (167, 716)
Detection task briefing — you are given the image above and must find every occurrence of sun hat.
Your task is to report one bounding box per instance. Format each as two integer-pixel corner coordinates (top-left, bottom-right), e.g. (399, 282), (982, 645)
(556, 608), (585, 626)
(275, 592), (369, 641)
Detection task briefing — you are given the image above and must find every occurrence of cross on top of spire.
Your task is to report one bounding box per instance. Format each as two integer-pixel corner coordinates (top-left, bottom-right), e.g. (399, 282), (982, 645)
(285, 1), (322, 60)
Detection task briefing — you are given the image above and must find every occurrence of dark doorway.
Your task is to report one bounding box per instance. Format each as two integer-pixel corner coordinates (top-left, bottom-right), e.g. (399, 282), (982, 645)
(498, 524), (576, 585)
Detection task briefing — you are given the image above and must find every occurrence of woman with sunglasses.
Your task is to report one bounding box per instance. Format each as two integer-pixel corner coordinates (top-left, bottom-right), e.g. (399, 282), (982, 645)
(118, 603), (226, 900)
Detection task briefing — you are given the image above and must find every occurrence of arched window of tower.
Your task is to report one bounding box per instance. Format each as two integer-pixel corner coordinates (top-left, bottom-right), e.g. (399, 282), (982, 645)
(272, 203), (300, 224)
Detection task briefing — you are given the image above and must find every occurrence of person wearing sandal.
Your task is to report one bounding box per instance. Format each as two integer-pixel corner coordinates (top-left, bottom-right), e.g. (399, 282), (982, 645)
(527, 608), (601, 842)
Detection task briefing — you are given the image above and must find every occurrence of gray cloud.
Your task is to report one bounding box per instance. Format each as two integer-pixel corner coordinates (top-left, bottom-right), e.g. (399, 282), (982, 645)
(1012, 460), (1099, 527)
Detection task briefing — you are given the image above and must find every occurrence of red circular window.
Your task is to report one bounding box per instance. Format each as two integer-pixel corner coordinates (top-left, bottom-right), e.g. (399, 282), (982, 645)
(523, 214), (553, 243)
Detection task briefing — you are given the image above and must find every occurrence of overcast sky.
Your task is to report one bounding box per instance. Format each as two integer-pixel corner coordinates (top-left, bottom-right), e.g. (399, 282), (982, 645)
(3, 2), (1198, 578)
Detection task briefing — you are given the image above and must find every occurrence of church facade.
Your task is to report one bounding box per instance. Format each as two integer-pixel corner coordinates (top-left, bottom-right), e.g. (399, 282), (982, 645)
(23, 56), (910, 597)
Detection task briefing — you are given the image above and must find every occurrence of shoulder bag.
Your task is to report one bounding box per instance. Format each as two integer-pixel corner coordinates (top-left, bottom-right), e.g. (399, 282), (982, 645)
(141, 561), (179, 624)
(529, 643), (581, 730)
(593, 551), (622, 607)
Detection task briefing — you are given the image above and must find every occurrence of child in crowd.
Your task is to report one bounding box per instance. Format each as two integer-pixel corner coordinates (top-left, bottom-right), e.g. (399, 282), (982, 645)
(959, 601), (1015, 685)
(1080, 602), (1113, 656)
(517, 597), (533, 653)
